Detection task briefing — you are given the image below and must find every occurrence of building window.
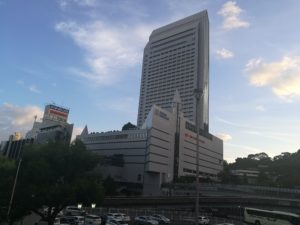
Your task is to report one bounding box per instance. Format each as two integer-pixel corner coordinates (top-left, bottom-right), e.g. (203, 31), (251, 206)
(137, 174), (142, 181)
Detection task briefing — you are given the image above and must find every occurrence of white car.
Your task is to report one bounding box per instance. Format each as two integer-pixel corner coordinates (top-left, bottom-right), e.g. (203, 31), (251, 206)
(73, 216), (85, 225)
(65, 206), (85, 216)
(118, 213), (130, 222)
(134, 216), (159, 225)
(150, 214), (170, 224)
(198, 216), (210, 225)
(85, 214), (102, 225)
(107, 213), (123, 221)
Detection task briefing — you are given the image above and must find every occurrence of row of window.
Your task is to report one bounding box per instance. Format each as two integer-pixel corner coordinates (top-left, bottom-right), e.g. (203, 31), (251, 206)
(149, 43), (196, 58)
(182, 168), (216, 177)
(150, 32), (195, 50)
(148, 52), (195, 66)
(85, 133), (147, 142)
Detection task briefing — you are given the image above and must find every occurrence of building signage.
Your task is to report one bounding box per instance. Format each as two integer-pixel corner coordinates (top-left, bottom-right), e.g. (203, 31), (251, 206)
(184, 133), (205, 144)
(46, 104), (69, 122)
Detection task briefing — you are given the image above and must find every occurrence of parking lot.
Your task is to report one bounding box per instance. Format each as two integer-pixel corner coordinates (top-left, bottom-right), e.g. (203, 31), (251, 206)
(88, 207), (246, 225)
(18, 207), (247, 225)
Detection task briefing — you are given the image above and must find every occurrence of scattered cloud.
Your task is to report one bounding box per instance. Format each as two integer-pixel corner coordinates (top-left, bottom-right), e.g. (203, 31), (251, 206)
(98, 97), (138, 115)
(55, 21), (154, 85)
(216, 48), (234, 59)
(255, 105), (265, 112)
(216, 133), (232, 142)
(29, 85), (41, 93)
(57, 0), (97, 9)
(218, 1), (250, 30)
(0, 103), (43, 141)
(226, 143), (263, 154)
(16, 80), (41, 93)
(245, 56), (300, 101)
(71, 127), (83, 141)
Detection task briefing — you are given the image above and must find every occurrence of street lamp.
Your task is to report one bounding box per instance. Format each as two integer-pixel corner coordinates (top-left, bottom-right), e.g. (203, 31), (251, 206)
(78, 203), (85, 224)
(91, 203), (96, 214)
(194, 88), (203, 225)
(7, 157), (23, 224)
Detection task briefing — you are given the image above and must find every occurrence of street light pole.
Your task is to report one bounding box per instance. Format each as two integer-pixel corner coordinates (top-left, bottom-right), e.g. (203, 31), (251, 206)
(78, 203), (85, 225)
(194, 88), (203, 225)
(7, 158), (22, 224)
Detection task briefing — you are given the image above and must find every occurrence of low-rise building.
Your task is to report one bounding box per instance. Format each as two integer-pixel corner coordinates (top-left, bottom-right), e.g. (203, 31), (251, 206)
(1, 104), (73, 159)
(77, 94), (223, 195)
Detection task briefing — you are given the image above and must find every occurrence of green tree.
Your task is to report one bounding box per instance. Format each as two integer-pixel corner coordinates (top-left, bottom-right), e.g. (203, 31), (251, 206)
(121, 122), (137, 131)
(7, 141), (104, 225)
(103, 176), (117, 196)
(0, 157), (17, 223)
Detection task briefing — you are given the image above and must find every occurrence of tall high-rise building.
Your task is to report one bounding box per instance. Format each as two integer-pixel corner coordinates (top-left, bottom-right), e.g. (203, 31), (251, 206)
(137, 10), (209, 131)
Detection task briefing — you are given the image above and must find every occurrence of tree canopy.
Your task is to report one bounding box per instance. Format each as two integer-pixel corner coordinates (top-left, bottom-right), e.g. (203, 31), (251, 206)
(121, 122), (137, 131)
(219, 150), (300, 187)
(0, 157), (16, 223)
(1, 141), (104, 225)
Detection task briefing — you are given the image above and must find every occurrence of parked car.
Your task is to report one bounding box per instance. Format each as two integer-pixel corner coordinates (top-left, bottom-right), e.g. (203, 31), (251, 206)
(117, 213), (130, 222)
(134, 216), (159, 225)
(150, 214), (170, 224)
(54, 217), (70, 225)
(198, 216), (210, 225)
(73, 216), (85, 225)
(214, 224), (235, 225)
(85, 214), (102, 225)
(106, 213), (123, 221)
(105, 220), (119, 225)
(106, 219), (129, 225)
(59, 216), (77, 225)
(43, 207), (63, 217)
(65, 206), (85, 216)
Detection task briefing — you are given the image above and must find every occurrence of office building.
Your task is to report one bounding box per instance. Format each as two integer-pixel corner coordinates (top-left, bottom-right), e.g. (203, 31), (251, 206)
(137, 10), (209, 131)
(1, 104), (74, 159)
(0, 133), (34, 159)
(77, 94), (223, 195)
(26, 104), (73, 144)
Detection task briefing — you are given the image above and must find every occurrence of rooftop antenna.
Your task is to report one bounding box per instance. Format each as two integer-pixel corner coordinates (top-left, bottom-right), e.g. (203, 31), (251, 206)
(34, 115), (37, 122)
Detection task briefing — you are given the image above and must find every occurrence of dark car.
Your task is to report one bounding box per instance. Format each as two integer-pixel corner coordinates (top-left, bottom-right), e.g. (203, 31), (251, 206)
(60, 216), (77, 225)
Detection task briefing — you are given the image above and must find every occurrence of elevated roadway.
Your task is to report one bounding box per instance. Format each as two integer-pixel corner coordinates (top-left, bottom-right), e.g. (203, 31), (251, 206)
(102, 196), (300, 213)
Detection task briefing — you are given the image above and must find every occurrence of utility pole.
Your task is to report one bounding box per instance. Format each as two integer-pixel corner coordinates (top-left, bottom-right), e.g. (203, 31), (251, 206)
(194, 88), (203, 225)
(7, 157), (22, 224)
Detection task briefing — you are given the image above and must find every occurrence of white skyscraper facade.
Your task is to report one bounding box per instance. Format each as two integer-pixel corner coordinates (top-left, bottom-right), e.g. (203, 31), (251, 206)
(137, 10), (209, 131)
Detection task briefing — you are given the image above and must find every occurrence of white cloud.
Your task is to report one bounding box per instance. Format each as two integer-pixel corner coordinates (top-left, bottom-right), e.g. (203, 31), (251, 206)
(58, 0), (97, 9)
(218, 1), (250, 30)
(29, 85), (41, 93)
(55, 21), (154, 85)
(0, 103), (43, 141)
(17, 80), (41, 93)
(255, 105), (265, 112)
(216, 133), (232, 142)
(216, 48), (234, 59)
(71, 127), (83, 141)
(245, 56), (300, 101)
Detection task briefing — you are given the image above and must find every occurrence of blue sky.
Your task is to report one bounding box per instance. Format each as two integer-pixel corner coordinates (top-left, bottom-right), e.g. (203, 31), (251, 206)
(1, 0), (300, 161)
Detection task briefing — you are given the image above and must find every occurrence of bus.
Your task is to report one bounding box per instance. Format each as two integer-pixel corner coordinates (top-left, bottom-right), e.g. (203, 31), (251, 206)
(244, 207), (300, 225)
